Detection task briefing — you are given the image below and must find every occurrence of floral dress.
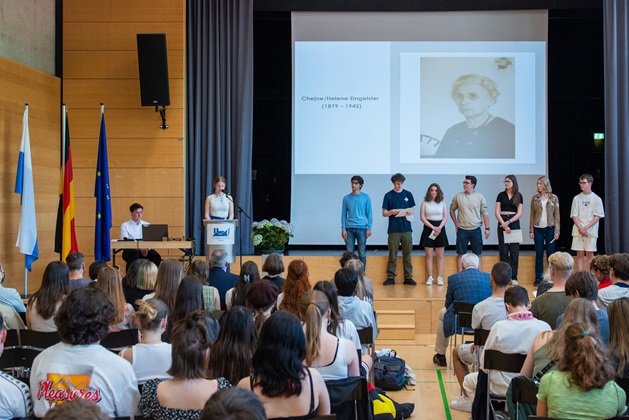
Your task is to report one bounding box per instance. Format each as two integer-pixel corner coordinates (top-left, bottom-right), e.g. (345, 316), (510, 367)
(139, 377), (231, 419)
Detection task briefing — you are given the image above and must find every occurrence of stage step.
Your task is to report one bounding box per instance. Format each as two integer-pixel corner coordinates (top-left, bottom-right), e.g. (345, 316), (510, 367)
(377, 309), (416, 340)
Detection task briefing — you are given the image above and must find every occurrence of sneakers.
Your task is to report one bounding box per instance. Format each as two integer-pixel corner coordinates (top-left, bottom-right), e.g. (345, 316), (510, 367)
(433, 353), (447, 367)
(404, 278), (417, 286)
(383, 278), (395, 286)
(437, 276), (444, 286)
(511, 279), (519, 285)
(450, 395), (472, 412)
(533, 278), (542, 286)
(425, 276), (434, 285)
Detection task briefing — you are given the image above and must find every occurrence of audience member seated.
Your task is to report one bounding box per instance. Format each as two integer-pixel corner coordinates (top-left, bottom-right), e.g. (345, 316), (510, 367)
(66, 252), (93, 291)
(262, 252), (286, 292)
(166, 276), (219, 343)
(339, 250), (358, 268)
(509, 298), (599, 419)
(237, 311), (331, 418)
(94, 266), (135, 332)
(278, 260), (312, 316)
(148, 258), (184, 315)
(608, 297), (629, 379)
(88, 260), (108, 281)
(122, 259), (157, 309)
(597, 253), (629, 312)
(590, 254), (612, 289)
(120, 298), (172, 385)
(188, 260), (220, 312)
(140, 311), (231, 419)
(27, 261), (69, 332)
(313, 280), (361, 353)
(226, 261), (261, 310)
(208, 249), (238, 311)
(335, 268), (378, 344)
(42, 395), (109, 420)
(535, 269), (554, 297)
(556, 270), (610, 343)
(451, 262), (510, 403)
(30, 287), (140, 417)
(344, 259), (374, 304)
(300, 290), (360, 380)
(433, 253), (491, 367)
(453, 286), (550, 413)
(200, 387), (267, 420)
(208, 307), (257, 386)
(247, 280), (279, 334)
(536, 323), (626, 419)
(0, 259), (26, 313)
(531, 252), (573, 329)
(0, 312), (33, 418)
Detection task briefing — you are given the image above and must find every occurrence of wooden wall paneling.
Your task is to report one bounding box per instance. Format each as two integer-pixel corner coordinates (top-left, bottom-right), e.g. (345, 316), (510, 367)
(63, 79), (184, 109)
(66, 109), (184, 139)
(72, 138), (184, 168)
(0, 57), (61, 292)
(64, 22), (185, 51)
(63, 51), (184, 79)
(73, 197), (184, 229)
(73, 168), (183, 198)
(64, 0), (184, 22)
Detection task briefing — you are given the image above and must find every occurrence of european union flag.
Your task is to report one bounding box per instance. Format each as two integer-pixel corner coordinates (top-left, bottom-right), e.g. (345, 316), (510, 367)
(94, 109), (112, 261)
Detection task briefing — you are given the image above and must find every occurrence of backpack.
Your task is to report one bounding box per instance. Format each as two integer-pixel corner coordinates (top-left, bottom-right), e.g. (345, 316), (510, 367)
(373, 350), (407, 390)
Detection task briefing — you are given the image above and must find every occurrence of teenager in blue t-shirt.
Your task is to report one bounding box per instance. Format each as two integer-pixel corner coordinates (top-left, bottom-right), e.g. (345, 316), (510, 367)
(382, 173), (416, 286)
(341, 175), (373, 268)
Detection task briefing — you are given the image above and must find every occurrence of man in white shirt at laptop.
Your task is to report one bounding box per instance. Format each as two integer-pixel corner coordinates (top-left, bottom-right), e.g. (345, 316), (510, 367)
(119, 202), (161, 268)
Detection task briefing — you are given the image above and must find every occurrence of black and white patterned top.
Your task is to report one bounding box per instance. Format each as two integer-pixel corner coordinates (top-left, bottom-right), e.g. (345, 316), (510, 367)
(139, 377), (231, 420)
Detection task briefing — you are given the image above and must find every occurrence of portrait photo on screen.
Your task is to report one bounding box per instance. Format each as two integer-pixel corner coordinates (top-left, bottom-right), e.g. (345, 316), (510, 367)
(419, 56), (516, 159)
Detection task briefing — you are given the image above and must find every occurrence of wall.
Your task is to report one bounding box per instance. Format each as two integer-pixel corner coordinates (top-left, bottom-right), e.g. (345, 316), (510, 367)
(0, 0), (56, 75)
(63, 0), (186, 264)
(0, 57), (60, 293)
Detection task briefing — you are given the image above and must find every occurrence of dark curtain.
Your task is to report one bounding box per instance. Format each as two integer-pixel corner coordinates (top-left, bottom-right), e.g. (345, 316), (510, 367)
(604, 0), (629, 253)
(186, 0), (254, 256)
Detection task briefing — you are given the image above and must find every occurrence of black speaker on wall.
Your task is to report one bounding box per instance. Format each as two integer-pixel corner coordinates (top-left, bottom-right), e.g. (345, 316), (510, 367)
(137, 33), (170, 107)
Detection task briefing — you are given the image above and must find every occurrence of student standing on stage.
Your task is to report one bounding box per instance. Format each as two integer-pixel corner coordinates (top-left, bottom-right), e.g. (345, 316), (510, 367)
(495, 175), (523, 285)
(419, 183), (449, 286)
(382, 173), (416, 286)
(341, 175), (373, 268)
(571, 174), (605, 272)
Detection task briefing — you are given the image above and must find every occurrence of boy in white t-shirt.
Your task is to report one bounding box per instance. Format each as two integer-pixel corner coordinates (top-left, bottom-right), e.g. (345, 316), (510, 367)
(570, 174), (605, 271)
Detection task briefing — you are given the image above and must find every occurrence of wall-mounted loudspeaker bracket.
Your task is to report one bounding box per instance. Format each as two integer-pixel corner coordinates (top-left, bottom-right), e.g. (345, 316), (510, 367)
(157, 106), (168, 129)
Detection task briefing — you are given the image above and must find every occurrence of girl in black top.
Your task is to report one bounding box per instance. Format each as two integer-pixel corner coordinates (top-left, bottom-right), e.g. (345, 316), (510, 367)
(495, 175), (523, 283)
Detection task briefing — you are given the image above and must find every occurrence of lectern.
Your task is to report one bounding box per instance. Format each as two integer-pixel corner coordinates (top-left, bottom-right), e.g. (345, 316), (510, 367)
(203, 219), (238, 263)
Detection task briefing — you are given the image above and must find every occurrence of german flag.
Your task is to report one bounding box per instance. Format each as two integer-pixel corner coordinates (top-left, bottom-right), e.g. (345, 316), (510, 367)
(54, 107), (78, 261)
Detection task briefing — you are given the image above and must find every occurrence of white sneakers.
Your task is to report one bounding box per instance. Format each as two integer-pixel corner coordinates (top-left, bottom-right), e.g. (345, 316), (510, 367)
(511, 279), (519, 285)
(426, 276), (445, 286)
(450, 395), (472, 412)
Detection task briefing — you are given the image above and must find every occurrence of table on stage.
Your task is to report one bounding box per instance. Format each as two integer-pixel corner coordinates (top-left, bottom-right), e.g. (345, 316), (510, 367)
(110, 240), (194, 269)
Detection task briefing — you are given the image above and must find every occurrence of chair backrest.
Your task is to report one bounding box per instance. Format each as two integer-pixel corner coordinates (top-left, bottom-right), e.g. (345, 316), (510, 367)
(474, 328), (491, 346)
(0, 304), (26, 330)
(483, 349), (526, 373)
(100, 328), (139, 350)
(20, 329), (62, 350)
(615, 377), (629, 396)
(4, 329), (20, 348)
(325, 376), (370, 420)
(313, 416), (337, 420)
(453, 302), (475, 330)
(356, 327), (373, 347)
(510, 375), (539, 405)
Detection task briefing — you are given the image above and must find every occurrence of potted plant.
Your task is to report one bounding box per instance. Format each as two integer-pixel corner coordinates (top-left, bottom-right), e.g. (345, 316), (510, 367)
(251, 218), (294, 253)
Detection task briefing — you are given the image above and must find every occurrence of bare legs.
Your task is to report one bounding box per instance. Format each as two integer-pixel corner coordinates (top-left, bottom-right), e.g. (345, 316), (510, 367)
(426, 247), (434, 279)
(576, 250), (594, 272)
(452, 345), (470, 397)
(436, 247), (445, 278)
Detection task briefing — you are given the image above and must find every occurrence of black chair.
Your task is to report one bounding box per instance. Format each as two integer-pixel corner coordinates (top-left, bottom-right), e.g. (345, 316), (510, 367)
(19, 330), (62, 369)
(452, 302), (475, 368)
(510, 376), (539, 420)
(483, 349), (526, 420)
(100, 329), (139, 352)
(313, 416), (337, 420)
(615, 377), (629, 395)
(356, 326), (374, 359)
(4, 329), (20, 347)
(473, 328), (491, 367)
(325, 376), (370, 420)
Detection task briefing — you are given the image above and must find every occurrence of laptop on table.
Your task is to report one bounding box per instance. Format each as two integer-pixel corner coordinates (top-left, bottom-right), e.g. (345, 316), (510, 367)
(142, 224), (169, 241)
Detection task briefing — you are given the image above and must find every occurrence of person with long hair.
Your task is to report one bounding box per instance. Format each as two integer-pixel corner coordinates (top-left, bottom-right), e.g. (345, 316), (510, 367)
(120, 298), (171, 385)
(225, 261), (261, 310)
(238, 311), (330, 419)
(122, 259), (156, 308)
(247, 279), (279, 334)
(608, 297), (629, 379)
(536, 323), (626, 419)
(495, 175), (523, 284)
(300, 290), (359, 381)
(312, 281), (361, 352)
(529, 176), (560, 286)
(147, 258), (183, 315)
(166, 276), (219, 343)
(94, 266), (135, 332)
(26, 261), (69, 332)
(419, 182), (449, 285)
(343, 259), (373, 303)
(278, 260), (311, 316)
(140, 311), (231, 419)
(187, 260), (220, 312)
(590, 254), (612, 289)
(208, 307), (257, 386)
(262, 253), (285, 291)
(204, 175), (234, 220)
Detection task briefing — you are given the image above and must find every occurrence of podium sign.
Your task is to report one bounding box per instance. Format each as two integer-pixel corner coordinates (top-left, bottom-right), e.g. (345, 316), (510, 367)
(203, 219), (238, 263)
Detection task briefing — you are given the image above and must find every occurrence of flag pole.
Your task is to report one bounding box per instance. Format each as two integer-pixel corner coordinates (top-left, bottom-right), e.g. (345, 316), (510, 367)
(23, 103), (29, 297)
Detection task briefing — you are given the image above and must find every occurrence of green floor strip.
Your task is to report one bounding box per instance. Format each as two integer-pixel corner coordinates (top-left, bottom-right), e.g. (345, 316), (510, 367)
(436, 369), (453, 420)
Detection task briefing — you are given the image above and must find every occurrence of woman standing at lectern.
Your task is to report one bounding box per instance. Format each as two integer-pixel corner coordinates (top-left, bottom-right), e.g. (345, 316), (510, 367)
(204, 176), (234, 220)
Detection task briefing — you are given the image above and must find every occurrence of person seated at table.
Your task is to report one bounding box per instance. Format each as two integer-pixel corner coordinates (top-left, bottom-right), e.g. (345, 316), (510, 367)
(119, 202), (162, 268)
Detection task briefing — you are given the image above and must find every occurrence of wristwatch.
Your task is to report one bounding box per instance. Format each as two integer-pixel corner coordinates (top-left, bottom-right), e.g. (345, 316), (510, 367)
(485, 227), (490, 231)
